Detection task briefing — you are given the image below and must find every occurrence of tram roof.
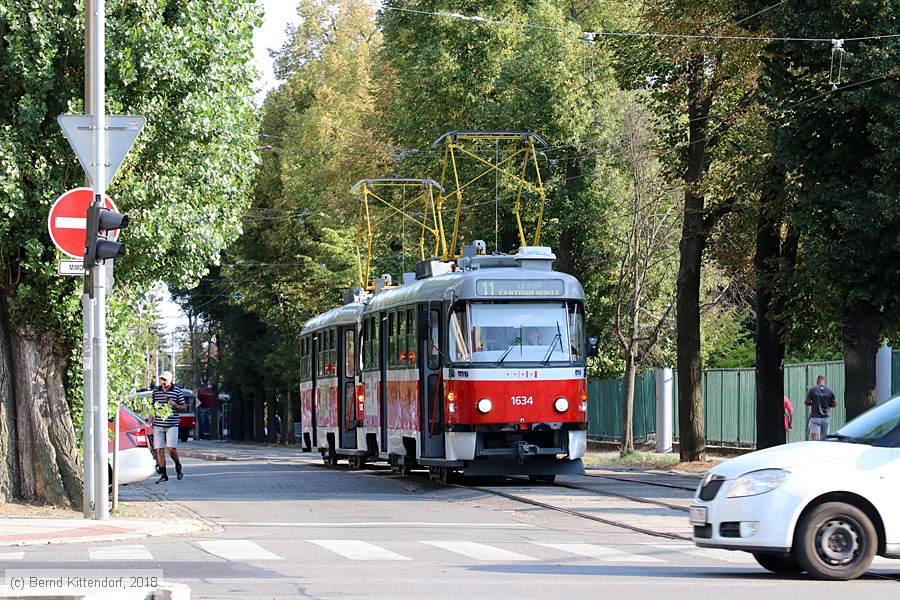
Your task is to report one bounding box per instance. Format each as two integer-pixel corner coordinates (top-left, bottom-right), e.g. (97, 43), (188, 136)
(300, 302), (364, 335)
(363, 267), (584, 314)
(301, 261), (585, 334)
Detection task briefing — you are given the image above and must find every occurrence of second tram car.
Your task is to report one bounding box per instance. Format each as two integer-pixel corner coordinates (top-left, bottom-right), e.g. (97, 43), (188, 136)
(298, 245), (596, 481)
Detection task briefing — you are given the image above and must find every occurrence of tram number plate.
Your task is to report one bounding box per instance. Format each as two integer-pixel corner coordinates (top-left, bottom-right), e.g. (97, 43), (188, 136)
(689, 506), (708, 526)
(511, 396), (534, 406)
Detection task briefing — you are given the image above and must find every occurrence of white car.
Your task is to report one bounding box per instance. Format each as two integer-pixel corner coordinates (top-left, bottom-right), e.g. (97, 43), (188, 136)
(690, 395), (900, 580)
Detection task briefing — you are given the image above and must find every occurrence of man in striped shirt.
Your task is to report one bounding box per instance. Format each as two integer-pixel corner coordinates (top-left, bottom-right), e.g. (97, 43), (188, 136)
(152, 371), (187, 483)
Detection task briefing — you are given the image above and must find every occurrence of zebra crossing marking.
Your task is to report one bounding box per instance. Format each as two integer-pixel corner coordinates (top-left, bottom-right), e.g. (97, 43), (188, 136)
(88, 545), (154, 561)
(307, 540), (411, 561)
(0, 552), (25, 560)
(533, 542), (665, 563)
(196, 540), (283, 561)
(421, 541), (536, 561)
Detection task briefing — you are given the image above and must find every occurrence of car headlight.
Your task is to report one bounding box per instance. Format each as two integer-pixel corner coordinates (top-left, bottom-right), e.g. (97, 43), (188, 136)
(554, 397), (569, 412)
(477, 398), (492, 414)
(726, 469), (789, 498)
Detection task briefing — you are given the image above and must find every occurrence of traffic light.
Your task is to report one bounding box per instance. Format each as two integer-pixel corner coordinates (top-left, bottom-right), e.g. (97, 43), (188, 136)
(83, 201), (129, 269)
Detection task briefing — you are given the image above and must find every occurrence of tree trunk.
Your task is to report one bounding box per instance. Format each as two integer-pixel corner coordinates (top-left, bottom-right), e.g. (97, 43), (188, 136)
(211, 385), (220, 441)
(265, 387), (276, 443)
(842, 306), (881, 420)
(620, 350), (637, 455)
(0, 295), (82, 508)
(0, 297), (18, 503)
(283, 388), (294, 446)
(676, 63), (710, 462)
(253, 386), (265, 442)
(754, 194), (787, 449)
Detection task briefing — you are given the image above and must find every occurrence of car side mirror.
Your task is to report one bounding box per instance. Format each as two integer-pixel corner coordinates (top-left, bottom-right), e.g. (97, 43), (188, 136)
(587, 336), (599, 358)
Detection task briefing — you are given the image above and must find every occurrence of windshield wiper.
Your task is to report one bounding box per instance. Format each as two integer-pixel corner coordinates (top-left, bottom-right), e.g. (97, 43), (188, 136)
(497, 326), (522, 365)
(542, 322), (563, 365)
(822, 433), (866, 444)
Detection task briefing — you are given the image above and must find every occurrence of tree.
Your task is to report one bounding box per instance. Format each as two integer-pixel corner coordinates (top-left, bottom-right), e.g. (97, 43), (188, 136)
(608, 95), (679, 454)
(0, 0), (259, 506)
(610, 0), (764, 460)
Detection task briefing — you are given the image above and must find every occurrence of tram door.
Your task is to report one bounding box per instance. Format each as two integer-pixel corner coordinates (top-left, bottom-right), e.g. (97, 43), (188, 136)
(338, 326), (358, 449)
(378, 312), (389, 452)
(310, 334), (318, 447)
(420, 303), (445, 458)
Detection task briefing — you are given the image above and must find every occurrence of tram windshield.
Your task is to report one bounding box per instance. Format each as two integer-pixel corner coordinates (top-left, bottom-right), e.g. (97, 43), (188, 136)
(450, 302), (581, 364)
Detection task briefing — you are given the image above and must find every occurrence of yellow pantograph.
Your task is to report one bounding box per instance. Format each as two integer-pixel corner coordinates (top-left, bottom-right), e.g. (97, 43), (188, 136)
(433, 130), (549, 258)
(351, 178), (444, 290)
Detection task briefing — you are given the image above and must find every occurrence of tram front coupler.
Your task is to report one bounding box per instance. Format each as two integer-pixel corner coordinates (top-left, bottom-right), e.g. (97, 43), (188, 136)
(515, 441), (540, 463)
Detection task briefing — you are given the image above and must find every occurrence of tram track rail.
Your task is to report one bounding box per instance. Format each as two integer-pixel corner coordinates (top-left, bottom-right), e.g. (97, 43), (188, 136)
(460, 482), (691, 541)
(583, 472), (700, 493)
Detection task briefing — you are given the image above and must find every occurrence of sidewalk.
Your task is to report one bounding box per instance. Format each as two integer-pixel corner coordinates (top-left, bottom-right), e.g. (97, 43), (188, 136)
(0, 516), (203, 547)
(175, 439), (316, 463)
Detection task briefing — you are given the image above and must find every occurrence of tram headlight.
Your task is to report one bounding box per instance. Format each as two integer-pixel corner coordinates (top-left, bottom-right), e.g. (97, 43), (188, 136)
(477, 398), (493, 414)
(554, 397), (569, 412)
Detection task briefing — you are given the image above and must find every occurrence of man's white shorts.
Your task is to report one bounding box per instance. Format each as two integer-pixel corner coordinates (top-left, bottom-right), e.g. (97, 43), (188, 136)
(153, 426), (179, 449)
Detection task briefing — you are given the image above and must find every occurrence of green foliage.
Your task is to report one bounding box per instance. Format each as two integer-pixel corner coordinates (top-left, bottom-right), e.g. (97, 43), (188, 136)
(0, 0), (260, 423)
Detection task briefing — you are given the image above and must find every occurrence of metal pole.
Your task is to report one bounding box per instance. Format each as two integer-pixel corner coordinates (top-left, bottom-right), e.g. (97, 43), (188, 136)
(91, 0), (109, 520)
(111, 400), (119, 511)
(655, 367), (674, 453)
(82, 0), (95, 520)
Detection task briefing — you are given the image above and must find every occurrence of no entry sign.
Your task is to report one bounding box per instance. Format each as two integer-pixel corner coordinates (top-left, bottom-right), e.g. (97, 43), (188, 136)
(47, 188), (119, 259)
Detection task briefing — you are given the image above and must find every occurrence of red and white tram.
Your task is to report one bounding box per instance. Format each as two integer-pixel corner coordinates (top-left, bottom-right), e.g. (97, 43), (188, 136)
(298, 245), (595, 482)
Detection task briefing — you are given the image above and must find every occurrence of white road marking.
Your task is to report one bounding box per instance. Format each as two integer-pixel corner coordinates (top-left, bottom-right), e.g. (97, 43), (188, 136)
(55, 217), (86, 229)
(662, 544), (756, 564)
(307, 540), (410, 561)
(422, 541), (536, 561)
(0, 552), (25, 560)
(533, 542), (665, 563)
(213, 522), (532, 529)
(196, 540), (283, 561)
(88, 545), (154, 561)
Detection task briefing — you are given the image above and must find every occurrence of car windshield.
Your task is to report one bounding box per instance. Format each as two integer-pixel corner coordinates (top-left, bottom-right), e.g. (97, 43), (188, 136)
(449, 302), (571, 364)
(835, 395), (900, 444)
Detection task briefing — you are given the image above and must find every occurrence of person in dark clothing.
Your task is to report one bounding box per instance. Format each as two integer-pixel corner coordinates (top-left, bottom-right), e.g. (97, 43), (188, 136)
(805, 375), (837, 440)
(152, 371), (188, 482)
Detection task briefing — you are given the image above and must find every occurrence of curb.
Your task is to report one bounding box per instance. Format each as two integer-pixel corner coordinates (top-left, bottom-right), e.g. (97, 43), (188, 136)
(171, 449), (241, 462)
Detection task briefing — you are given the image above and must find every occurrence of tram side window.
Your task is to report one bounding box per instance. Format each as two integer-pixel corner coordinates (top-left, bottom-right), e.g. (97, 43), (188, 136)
(406, 308), (416, 367)
(300, 337), (308, 381)
(428, 309), (440, 370)
(388, 312), (397, 368)
(316, 334), (324, 377)
(398, 309), (407, 366)
(328, 329), (337, 375)
(449, 305), (471, 362)
(345, 329), (355, 378)
(568, 303), (586, 363)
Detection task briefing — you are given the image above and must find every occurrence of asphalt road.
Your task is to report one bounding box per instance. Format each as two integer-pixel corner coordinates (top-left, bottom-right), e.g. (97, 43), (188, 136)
(4, 447), (899, 599)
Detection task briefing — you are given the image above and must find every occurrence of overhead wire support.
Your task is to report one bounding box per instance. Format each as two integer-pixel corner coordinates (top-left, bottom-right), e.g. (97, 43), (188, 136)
(351, 178), (444, 290)
(432, 131), (550, 257)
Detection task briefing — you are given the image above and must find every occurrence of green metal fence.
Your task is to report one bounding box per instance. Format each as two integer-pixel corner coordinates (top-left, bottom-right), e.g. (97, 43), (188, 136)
(590, 360), (849, 447)
(892, 350), (900, 396)
(586, 372), (656, 441)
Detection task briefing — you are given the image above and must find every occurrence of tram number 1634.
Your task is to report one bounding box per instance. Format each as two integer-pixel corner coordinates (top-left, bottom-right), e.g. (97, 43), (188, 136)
(511, 396), (534, 406)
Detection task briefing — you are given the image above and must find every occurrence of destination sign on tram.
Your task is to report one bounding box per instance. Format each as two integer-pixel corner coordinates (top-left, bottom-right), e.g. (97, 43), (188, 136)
(475, 279), (565, 297)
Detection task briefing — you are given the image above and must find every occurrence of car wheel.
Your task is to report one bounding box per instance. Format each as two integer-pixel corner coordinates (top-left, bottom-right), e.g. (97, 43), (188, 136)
(794, 501), (877, 581)
(752, 552), (802, 574)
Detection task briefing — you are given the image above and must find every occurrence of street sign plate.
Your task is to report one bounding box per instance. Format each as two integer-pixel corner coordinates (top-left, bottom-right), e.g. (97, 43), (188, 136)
(58, 260), (86, 276)
(233, 291), (244, 302)
(47, 188), (119, 259)
(57, 115), (146, 188)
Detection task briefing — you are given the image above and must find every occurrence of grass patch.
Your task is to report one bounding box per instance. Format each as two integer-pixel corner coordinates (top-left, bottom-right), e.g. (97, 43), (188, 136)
(583, 451), (681, 469)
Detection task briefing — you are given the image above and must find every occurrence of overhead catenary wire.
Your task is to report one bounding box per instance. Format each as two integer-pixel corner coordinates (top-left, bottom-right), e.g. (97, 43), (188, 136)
(383, 5), (900, 44)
